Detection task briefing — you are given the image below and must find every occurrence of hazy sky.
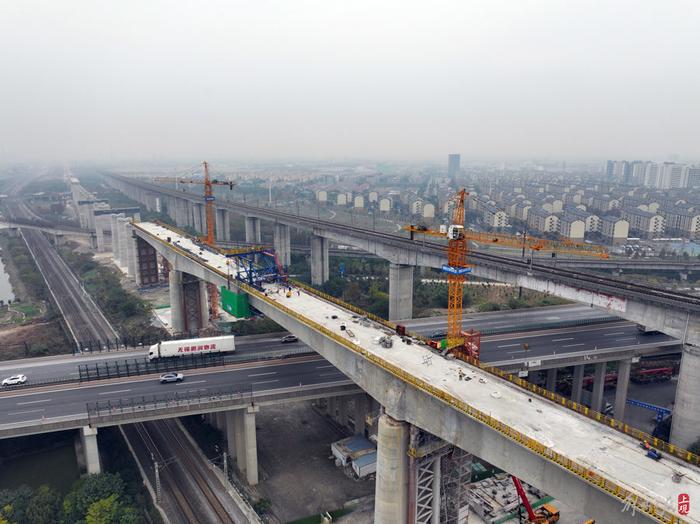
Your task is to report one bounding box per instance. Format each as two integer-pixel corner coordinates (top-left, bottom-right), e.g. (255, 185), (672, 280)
(1, 1), (698, 163)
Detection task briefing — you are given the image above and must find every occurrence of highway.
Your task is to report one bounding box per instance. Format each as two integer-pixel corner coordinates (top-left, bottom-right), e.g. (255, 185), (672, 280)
(0, 355), (345, 423)
(0, 305), (666, 387)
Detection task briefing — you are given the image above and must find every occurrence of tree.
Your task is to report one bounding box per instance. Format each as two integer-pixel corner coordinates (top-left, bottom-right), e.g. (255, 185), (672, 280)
(85, 494), (121, 524)
(0, 485), (33, 524)
(62, 473), (125, 524)
(26, 485), (60, 524)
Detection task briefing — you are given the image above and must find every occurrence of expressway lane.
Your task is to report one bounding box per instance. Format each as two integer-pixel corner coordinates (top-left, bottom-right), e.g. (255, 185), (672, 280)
(0, 355), (348, 424)
(481, 321), (675, 362)
(402, 303), (614, 335)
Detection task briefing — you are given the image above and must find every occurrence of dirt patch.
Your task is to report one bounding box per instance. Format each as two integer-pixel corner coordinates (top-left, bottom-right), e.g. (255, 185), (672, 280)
(255, 401), (375, 523)
(0, 320), (70, 359)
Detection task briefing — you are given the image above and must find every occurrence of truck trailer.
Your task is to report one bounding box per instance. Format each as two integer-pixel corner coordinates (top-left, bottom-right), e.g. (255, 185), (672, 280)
(147, 335), (235, 360)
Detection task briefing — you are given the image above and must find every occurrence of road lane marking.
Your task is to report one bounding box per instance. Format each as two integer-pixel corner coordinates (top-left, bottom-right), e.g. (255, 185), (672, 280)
(616, 338), (636, 341)
(316, 365), (334, 369)
(552, 338), (574, 342)
(9, 408), (45, 415)
(70, 372), (80, 375)
(562, 343), (585, 348)
(248, 372), (277, 377)
(16, 398), (52, 406)
(320, 372), (344, 377)
(99, 389), (131, 395)
(252, 379), (279, 385)
(178, 380), (206, 385)
(507, 350), (530, 354)
(604, 332), (626, 336)
(497, 343), (521, 348)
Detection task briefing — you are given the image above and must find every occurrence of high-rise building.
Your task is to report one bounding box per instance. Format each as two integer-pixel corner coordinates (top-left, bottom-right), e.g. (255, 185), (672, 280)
(687, 166), (700, 188)
(448, 154), (461, 177)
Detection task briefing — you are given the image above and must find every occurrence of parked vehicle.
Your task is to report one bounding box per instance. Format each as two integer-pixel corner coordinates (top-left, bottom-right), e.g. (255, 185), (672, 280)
(1, 374), (27, 386)
(147, 335), (235, 360)
(159, 372), (184, 384)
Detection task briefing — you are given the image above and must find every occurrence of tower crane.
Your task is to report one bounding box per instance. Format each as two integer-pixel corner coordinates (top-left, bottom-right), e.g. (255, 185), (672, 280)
(153, 161), (235, 321)
(402, 190), (610, 362)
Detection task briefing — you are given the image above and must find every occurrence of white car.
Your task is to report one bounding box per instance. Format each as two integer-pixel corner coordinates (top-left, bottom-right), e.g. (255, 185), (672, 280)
(159, 372), (184, 384)
(2, 374), (27, 386)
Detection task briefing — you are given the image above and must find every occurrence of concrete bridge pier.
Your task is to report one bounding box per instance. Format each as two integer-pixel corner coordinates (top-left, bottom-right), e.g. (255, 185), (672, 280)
(614, 359), (632, 420)
(174, 198), (188, 228)
(215, 208), (231, 242)
(591, 362), (606, 412)
(126, 223), (138, 280)
(671, 344), (700, 448)
(110, 214), (121, 262)
(389, 263), (414, 321)
(353, 393), (371, 436)
(545, 368), (557, 392)
(571, 365), (584, 403)
(95, 223), (105, 252)
(81, 426), (101, 475)
(245, 216), (261, 244)
(117, 217), (130, 270)
(169, 270), (185, 334)
(273, 223), (291, 267)
(232, 406), (259, 486)
(192, 203), (204, 233)
(374, 413), (409, 524)
(310, 235), (329, 285)
(199, 279), (209, 327)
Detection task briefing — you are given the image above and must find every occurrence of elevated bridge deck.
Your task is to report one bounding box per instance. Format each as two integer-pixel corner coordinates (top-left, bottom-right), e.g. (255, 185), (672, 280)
(136, 220), (700, 524)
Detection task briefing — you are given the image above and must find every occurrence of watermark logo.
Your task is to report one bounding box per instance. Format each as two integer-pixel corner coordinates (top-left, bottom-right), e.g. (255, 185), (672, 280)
(678, 493), (690, 516)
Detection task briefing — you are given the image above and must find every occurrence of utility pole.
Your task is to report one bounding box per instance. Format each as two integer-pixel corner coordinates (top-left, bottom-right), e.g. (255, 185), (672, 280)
(223, 451), (229, 480)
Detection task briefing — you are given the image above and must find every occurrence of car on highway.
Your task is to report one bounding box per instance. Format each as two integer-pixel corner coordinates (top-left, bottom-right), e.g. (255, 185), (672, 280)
(280, 334), (298, 343)
(159, 372), (184, 384)
(2, 374), (27, 386)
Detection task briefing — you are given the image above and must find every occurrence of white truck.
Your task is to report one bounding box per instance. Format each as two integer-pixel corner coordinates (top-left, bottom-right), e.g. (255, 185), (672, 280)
(147, 335), (235, 361)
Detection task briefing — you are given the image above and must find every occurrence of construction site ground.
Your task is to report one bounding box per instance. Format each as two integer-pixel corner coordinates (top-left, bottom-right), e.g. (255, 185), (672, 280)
(255, 400), (375, 523)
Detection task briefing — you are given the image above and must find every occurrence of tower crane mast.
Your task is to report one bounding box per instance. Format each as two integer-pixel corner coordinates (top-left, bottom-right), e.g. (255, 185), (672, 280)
(153, 162), (235, 322)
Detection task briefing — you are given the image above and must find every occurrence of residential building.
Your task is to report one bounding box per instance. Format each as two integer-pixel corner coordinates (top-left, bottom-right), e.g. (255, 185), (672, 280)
(600, 216), (629, 245)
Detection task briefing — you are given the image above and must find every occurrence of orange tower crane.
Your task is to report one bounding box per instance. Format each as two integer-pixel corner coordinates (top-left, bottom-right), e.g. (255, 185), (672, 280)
(403, 189), (480, 359)
(154, 161), (235, 321)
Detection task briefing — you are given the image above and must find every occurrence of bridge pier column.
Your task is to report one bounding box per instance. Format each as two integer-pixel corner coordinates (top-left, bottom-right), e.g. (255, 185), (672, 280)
(233, 406), (259, 485)
(215, 208), (231, 242)
(310, 235), (329, 285)
(327, 396), (337, 420)
(245, 216), (261, 244)
(192, 203), (204, 233)
(614, 359), (631, 420)
(389, 263), (414, 321)
(95, 222), (105, 252)
(571, 365), (584, 404)
(353, 393), (371, 436)
(374, 414), (409, 524)
(126, 224), (139, 281)
(274, 223), (291, 267)
(199, 279), (209, 327)
(169, 270), (185, 334)
(338, 396), (349, 427)
(110, 214), (120, 259)
(81, 426), (101, 475)
(591, 362), (606, 412)
(117, 217), (130, 271)
(545, 368), (558, 392)
(175, 199), (188, 228)
(671, 344), (700, 448)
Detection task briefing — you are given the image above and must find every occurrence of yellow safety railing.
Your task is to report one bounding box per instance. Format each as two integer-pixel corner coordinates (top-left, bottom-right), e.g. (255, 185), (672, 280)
(134, 222), (689, 524)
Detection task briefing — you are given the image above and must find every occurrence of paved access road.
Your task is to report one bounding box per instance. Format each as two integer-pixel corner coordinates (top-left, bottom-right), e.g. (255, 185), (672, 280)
(0, 355), (349, 425)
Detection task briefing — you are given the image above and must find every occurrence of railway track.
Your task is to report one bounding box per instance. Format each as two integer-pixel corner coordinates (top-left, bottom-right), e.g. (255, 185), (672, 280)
(130, 420), (240, 523)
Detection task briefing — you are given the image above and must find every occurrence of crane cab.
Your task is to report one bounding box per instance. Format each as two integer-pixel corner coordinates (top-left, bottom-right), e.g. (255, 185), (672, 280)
(447, 224), (464, 240)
